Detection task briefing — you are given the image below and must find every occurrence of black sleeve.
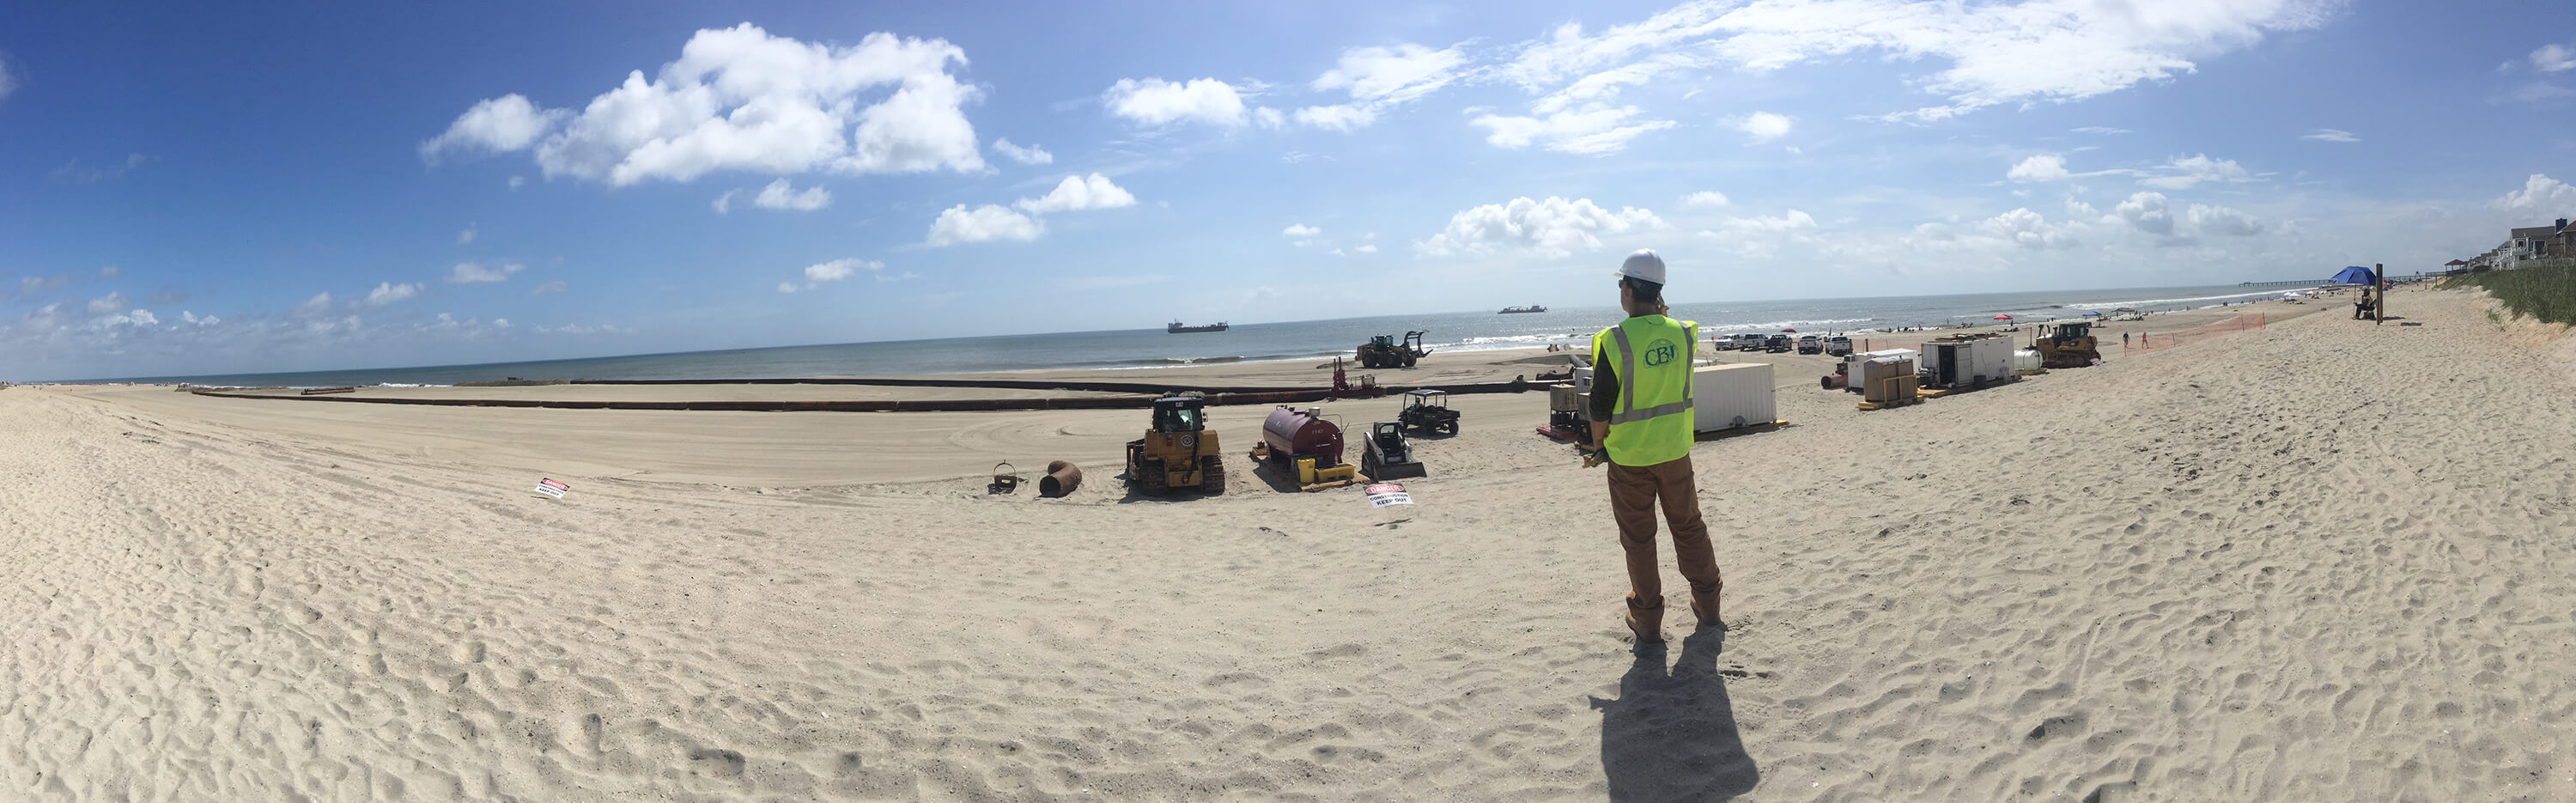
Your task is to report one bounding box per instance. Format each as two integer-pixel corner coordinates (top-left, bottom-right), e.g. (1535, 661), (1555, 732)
(1590, 350), (1619, 422)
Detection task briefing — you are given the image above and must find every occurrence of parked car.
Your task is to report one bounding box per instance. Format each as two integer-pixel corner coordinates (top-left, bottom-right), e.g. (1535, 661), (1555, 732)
(1826, 336), (1854, 356)
(1796, 335), (1823, 355)
(1710, 334), (1739, 351)
(1735, 334), (1766, 351)
(1764, 334), (1793, 353)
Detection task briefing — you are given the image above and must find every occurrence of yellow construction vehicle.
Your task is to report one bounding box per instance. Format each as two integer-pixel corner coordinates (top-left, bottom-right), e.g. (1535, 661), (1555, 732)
(1124, 392), (1225, 495)
(2033, 320), (2102, 368)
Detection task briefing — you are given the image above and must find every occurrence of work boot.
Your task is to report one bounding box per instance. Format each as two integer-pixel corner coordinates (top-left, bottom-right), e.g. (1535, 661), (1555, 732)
(1689, 580), (1723, 628)
(1624, 595), (1665, 643)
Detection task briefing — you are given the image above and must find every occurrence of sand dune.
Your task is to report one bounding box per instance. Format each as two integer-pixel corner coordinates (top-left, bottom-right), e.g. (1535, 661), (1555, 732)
(4, 287), (2570, 800)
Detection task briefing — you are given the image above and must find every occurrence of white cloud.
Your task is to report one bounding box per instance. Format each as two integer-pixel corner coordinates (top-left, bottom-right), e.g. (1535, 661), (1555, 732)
(1283, 224), (1322, 238)
(87, 292), (130, 316)
(180, 311), (219, 326)
(98, 265), (121, 279)
(2300, 128), (2360, 143)
(777, 282), (802, 294)
(2072, 126), (2132, 135)
(446, 262), (526, 283)
(1979, 208), (2080, 249)
(507, 175), (527, 190)
(419, 94), (565, 161)
(1356, 244), (1379, 253)
(2114, 192), (2175, 235)
(1715, 210), (1819, 235)
(712, 189), (740, 213)
(805, 258), (878, 283)
(1296, 43), (1466, 131)
(423, 25), (986, 185)
(2535, 44), (2576, 73)
(2495, 173), (2576, 210)
(1471, 105), (1677, 155)
(754, 178), (832, 211)
(2007, 154), (2070, 182)
(1497, 0), (2332, 122)
(993, 137), (1053, 165)
(2140, 154), (2257, 190)
(1102, 77), (1248, 126)
(1417, 196), (1667, 259)
(294, 293), (334, 317)
(1682, 191), (1730, 209)
(1013, 173), (1137, 214)
(362, 282), (423, 307)
(459, 226), (477, 244)
(1292, 104), (1377, 131)
(1253, 107), (1286, 129)
(532, 280), (567, 295)
(2186, 204), (2264, 236)
(1735, 111), (1792, 143)
(927, 204), (1044, 246)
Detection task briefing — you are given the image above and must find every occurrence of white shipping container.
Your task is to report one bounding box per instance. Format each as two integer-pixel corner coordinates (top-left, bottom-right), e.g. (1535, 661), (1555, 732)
(1692, 362), (1777, 433)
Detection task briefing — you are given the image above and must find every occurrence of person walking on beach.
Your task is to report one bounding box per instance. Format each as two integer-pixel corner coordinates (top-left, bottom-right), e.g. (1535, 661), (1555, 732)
(1585, 249), (1722, 642)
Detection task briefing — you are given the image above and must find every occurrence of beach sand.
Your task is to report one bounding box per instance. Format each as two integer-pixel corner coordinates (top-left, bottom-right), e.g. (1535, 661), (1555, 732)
(4, 287), (2569, 800)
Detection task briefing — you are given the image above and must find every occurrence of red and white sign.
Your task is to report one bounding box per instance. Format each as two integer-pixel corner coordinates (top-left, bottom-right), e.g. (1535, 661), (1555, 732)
(1364, 483), (1413, 508)
(534, 478), (569, 498)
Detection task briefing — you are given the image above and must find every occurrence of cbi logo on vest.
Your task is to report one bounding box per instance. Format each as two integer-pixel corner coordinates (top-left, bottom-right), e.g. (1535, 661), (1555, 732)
(1643, 338), (1678, 367)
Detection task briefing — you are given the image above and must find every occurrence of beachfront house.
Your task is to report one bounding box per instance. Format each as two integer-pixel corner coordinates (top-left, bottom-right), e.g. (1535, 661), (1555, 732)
(2506, 221), (2566, 267)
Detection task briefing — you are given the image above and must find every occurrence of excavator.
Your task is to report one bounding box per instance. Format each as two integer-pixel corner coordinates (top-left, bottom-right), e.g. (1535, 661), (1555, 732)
(2033, 320), (2102, 368)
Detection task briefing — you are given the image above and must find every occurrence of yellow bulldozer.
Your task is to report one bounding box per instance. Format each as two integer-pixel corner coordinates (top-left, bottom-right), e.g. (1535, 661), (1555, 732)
(1124, 392), (1225, 495)
(2033, 320), (2102, 368)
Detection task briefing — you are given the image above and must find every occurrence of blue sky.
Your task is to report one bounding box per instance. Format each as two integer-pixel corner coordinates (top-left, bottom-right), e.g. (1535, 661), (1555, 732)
(4, 0), (2573, 380)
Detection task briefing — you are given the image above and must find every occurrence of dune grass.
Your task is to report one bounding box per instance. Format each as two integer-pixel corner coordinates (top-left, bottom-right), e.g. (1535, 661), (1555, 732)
(2443, 259), (2576, 325)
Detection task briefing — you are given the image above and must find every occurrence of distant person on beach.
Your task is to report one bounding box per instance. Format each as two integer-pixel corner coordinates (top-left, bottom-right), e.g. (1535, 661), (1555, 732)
(1585, 249), (1722, 642)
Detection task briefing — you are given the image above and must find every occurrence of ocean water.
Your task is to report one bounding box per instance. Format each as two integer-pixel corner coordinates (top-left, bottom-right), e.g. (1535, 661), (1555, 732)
(91, 283), (2305, 387)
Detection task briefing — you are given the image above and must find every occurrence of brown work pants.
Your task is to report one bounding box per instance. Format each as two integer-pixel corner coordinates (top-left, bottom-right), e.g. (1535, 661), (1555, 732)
(1607, 455), (1722, 605)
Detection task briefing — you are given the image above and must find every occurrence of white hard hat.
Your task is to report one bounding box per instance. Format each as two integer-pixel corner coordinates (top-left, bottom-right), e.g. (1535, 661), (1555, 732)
(1613, 249), (1667, 285)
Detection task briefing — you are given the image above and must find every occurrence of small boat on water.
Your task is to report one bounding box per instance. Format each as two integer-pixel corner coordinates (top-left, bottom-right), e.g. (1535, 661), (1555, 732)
(1167, 320), (1229, 333)
(1498, 305), (1547, 314)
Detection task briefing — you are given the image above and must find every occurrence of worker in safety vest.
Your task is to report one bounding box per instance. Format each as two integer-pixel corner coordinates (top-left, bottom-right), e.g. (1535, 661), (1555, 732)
(1585, 249), (1722, 642)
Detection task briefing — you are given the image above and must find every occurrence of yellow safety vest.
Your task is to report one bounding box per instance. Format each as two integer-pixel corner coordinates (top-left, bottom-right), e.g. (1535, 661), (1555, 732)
(1592, 315), (1697, 466)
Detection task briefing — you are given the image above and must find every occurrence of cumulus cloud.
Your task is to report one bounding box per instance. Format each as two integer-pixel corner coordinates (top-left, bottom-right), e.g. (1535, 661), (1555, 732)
(2007, 154), (2070, 182)
(422, 25), (985, 185)
(2300, 128), (2360, 143)
(1295, 43), (1465, 131)
(2536, 44), (2576, 73)
(1496, 0), (2332, 122)
(2113, 192), (2175, 236)
(361, 283), (423, 307)
(1714, 210), (1819, 235)
(1682, 191), (1730, 208)
(780, 257), (884, 291)
(1470, 105), (1677, 155)
(1013, 173), (1137, 214)
(927, 204), (1044, 246)
(1103, 77), (1249, 126)
(2187, 204), (2264, 236)
(1417, 197), (1667, 259)
(87, 292), (130, 316)
(294, 293), (334, 317)
(993, 137), (1052, 165)
(2140, 154), (2257, 190)
(1735, 111), (1792, 143)
(446, 262), (526, 283)
(1283, 224), (1322, 238)
(1980, 208), (2080, 249)
(1355, 244), (1379, 253)
(754, 178), (832, 210)
(2495, 173), (2576, 210)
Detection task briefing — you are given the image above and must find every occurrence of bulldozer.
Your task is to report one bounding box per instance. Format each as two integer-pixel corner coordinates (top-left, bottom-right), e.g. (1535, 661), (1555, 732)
(1359, 420), (1426, 479)
(1357, 330), (1431, 369)
(2033, 320), (2102, 368)
(1124, 392), (1225, 495)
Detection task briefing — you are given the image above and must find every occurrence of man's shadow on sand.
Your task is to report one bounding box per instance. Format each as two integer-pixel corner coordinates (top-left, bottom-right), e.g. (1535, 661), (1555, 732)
(1590, 625), (1760, 802)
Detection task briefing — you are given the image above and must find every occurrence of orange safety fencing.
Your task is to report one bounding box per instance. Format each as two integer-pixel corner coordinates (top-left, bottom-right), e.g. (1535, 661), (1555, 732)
(2130, 313), (2265, 353)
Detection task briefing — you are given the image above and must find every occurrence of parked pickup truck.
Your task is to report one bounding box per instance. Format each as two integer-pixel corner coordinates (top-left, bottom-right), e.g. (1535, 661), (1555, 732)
(1826, 335), (1854, 356)
(1796, 335), (1823, 355)
(1765, 334), (1794, 353)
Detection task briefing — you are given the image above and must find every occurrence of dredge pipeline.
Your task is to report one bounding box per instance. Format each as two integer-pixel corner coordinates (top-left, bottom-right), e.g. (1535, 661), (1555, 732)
(185, 378), (1541, 413)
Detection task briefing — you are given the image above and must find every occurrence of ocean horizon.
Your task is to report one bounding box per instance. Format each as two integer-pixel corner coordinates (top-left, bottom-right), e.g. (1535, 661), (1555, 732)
(59, 283), (2318, 387)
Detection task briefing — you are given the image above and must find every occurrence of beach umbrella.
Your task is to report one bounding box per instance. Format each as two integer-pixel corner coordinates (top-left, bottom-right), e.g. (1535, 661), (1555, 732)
(1992, 314), (2014, 320)
(1780, 328), (1796, 332)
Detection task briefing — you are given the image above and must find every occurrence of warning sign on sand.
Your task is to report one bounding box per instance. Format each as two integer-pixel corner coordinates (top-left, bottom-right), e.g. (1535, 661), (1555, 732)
(1364, 483), (1413, 508)
(533, 478), (569, 499)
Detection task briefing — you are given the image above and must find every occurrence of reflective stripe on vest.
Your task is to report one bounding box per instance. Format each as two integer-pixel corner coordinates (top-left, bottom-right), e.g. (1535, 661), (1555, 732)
(1605, 322), (1696, 424)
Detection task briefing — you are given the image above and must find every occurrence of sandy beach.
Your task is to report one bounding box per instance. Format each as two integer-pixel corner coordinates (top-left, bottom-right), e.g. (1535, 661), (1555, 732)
(6, 287), (2572, 801)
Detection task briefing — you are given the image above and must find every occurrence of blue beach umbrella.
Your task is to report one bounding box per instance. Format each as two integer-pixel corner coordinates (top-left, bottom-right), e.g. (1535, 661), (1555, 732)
(2330, 265), (2376, 285)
